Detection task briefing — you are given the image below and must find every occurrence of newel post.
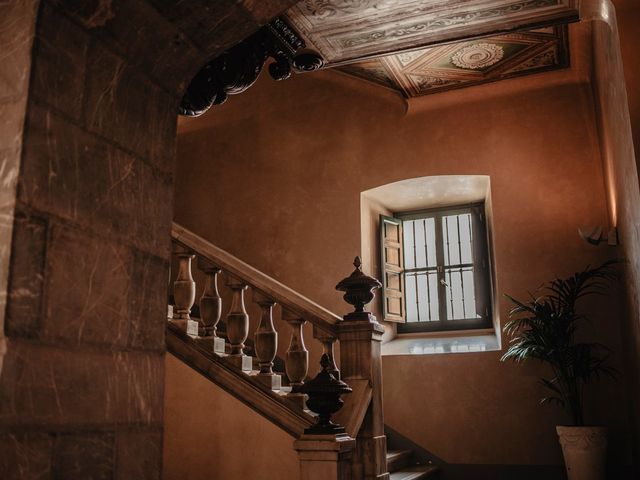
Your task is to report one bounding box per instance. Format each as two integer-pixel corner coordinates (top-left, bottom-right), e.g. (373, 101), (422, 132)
(294, 355), (355, 480)
(336, 257), (388, 480)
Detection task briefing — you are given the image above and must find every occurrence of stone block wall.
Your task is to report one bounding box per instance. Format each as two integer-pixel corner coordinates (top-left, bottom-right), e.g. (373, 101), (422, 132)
(0, 0), (39, 372)
(0, 0), (297, 478)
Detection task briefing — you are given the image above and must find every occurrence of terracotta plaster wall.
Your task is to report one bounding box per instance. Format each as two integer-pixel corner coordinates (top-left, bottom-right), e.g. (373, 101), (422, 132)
(617, 5), (640, 457)
(616, 5), (640, 174)
(588, 1), (640, 467)
(174, 23), (631, 467)
(163, 354), (299, 480)
(0, 1), (300, 478)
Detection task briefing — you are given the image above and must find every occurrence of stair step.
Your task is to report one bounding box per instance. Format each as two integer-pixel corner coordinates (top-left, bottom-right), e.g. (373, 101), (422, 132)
(387, 449), (413, 472)
(389, 465), (438, 480)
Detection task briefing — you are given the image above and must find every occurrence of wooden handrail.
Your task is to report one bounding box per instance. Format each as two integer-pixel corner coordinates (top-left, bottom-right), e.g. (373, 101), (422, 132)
(172, 222), (341, 335)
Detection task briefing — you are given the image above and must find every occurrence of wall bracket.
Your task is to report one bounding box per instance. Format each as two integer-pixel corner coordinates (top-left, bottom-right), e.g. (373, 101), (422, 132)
(178, 17), (324, 117)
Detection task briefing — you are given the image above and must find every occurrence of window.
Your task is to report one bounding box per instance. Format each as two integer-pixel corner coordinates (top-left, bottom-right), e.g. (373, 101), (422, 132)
(380, 203), (493, 333)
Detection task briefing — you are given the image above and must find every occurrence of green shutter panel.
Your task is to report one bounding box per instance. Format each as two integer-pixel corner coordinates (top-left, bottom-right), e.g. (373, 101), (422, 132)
(380, 215), (405, 323)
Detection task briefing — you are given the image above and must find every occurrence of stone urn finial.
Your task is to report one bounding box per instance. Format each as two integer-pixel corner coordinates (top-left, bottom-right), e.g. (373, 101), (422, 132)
(299, 354), (352, 435)
(335, 256), (382, 314)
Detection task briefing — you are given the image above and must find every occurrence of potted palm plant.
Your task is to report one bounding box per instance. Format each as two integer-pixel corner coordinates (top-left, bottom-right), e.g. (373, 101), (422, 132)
(501, 260), (618, 480)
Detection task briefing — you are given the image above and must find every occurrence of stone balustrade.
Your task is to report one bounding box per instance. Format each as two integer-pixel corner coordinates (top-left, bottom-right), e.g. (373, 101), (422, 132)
(168, 224), (341, 404)
(167, 222), (388, 479)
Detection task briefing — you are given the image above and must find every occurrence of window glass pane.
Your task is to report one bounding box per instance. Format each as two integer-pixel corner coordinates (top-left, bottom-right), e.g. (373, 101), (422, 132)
(403, 219), (415, 269)
(443, 213), (474, 266)
(416, 273), (430, 321)
(414, 220), (426, 268)
(462, 268), (479, 318)
(446, 269), (462, 319)
(425, 217), (437, 267)
(405, 271), (439, 322)
(428, 271), (439, 320)
(459, 213), (473, 264)
(443, 215), (460, 266)
(405, 273), (418, 322)
(445, 266), (478, 320)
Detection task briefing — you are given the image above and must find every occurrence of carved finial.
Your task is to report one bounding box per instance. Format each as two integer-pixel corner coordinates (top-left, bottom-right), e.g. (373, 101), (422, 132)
(320, 353), (331, 371)
(336, 256), (382, 314)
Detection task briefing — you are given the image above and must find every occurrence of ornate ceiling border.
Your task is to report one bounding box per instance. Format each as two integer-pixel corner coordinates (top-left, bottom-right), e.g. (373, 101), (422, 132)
(284, 0), (578, 66)
(337, 25), (569, 98)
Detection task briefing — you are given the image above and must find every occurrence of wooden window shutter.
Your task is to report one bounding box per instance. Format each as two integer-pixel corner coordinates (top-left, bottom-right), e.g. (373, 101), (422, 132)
(470, 205), (492, 321)
(380, 215), (405, 323)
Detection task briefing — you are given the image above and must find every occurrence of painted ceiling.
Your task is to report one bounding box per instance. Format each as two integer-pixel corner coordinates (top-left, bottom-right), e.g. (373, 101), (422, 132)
(283, 0), (577, 98)
(338, 26), (569, 97)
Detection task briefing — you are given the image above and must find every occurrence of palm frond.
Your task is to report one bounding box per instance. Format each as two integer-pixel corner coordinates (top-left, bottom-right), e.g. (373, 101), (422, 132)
(501, 260), (621, 425)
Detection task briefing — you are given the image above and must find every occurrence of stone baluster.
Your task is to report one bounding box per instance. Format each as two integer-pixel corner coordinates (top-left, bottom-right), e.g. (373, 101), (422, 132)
(172, 244), (198, 335)
(253, 291), (281, 390)
(282, 307), (309, 409)
(224, 274), (252, 371)
(198, 257), (225, 354)
(313, 325), (340, 380)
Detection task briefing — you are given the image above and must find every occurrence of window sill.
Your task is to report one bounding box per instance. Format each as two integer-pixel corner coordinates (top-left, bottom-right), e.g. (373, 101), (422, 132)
(381, 329), (501, 356)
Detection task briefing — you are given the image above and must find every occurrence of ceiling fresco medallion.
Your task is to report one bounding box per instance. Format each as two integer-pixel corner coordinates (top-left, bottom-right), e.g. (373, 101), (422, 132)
(451, 43), (505, 69)
(284, 0), (578, 65)
(337, 25), (569, 97)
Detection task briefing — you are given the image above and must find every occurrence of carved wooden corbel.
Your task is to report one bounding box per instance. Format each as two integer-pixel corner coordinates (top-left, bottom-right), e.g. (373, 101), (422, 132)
(179, 17), (324, 116)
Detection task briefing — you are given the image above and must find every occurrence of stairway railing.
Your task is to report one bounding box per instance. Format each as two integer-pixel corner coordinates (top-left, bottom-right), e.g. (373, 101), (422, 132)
(167, 222), (388, 479)
(171, 222), (340, 403)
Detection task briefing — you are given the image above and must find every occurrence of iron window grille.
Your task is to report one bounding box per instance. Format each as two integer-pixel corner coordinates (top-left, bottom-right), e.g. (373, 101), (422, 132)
(380, 203), (493, 333)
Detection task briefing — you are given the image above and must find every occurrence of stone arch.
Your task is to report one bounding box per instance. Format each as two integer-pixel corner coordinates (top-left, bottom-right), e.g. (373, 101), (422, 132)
(0, 1), (296, 477)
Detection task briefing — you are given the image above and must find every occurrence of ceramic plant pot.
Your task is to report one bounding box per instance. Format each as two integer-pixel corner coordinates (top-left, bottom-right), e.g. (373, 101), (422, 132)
(556, 426), (607, 480)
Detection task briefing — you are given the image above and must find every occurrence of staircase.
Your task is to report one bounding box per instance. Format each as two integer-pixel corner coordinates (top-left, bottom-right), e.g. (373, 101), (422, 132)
(168, 222), (438, 479)
(387, 450), (438, 479)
